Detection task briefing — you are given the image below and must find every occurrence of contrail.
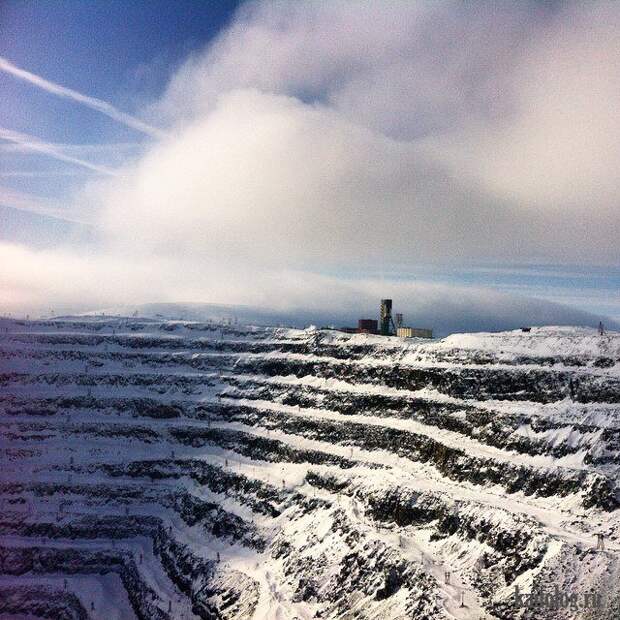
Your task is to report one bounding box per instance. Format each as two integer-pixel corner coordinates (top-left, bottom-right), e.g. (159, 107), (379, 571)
(0, 170), (98, 177)
(0, 56), (167, 139)
(0, 184), (94, 225)
(0, 127), (117, 176)
(0, 141), (142, 154)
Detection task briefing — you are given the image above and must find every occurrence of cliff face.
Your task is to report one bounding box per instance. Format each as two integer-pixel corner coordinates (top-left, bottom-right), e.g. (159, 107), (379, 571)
(1, 317), (619, 619)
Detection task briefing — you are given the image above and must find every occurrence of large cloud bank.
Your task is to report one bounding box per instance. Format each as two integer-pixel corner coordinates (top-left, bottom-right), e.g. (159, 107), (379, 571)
(2, 1), (619, 329)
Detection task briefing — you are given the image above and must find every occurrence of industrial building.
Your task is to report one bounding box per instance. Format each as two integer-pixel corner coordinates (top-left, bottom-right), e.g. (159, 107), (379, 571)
(396, 326), (433, 339)
(339, 299), (433, 339)
(379, 299), (395, 336)
(358, 319), (378, 333)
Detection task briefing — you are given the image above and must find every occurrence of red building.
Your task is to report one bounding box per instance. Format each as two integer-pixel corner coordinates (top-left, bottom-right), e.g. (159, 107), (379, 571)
(358, 319), (378, 334)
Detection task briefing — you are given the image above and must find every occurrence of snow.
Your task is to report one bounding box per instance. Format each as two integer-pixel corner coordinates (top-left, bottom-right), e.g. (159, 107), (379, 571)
(433, 326), (620, 360)
(1, 316), (619, 619)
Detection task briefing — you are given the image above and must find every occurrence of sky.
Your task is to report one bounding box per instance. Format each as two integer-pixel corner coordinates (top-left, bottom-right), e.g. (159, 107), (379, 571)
(0, 0), (619, 333)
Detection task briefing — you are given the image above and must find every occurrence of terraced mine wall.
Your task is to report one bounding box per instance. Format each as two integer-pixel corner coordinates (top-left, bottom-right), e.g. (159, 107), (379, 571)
(1, 317), (620, 619)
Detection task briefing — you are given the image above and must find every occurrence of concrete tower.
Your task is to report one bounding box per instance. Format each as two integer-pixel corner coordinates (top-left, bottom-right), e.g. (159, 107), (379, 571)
(380, 299), (394, 336)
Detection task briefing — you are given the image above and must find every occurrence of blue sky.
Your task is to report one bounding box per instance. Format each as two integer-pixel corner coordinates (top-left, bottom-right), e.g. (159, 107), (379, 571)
(0, 0), (240, 201)
(0, 1), (240, 136)
(0, 1), (618, 330)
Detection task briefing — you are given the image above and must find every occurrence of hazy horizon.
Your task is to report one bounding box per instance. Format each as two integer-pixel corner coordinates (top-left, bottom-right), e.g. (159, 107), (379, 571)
(2, 1), (619, 332)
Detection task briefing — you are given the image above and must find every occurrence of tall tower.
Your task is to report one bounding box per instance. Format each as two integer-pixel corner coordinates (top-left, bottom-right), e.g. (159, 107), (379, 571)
(380, 299), (393, 336)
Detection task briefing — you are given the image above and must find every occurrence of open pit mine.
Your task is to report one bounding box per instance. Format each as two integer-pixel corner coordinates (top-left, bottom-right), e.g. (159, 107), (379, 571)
(1, 316), (619, 619)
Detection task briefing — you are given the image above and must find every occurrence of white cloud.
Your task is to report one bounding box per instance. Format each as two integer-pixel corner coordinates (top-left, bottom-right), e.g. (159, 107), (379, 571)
(99, 89), (510, 267)
(122, 0), (620, 265)
(3, 1), (620, 324)
(423, 3), (620, 212)
(0, 242), (609, 334)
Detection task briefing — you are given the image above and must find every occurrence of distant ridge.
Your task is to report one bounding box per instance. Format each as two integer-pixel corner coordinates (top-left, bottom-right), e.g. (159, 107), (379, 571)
(82, 300), (619, 338)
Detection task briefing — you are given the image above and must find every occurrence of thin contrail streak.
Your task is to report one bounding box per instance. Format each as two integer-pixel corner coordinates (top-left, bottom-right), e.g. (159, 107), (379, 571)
(0, 141), (142, 154)
(0, 171), (98, 177)
(0, 184), (94, 225)
(0, 56), (168, 139)
(0, 127), (117, 176)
